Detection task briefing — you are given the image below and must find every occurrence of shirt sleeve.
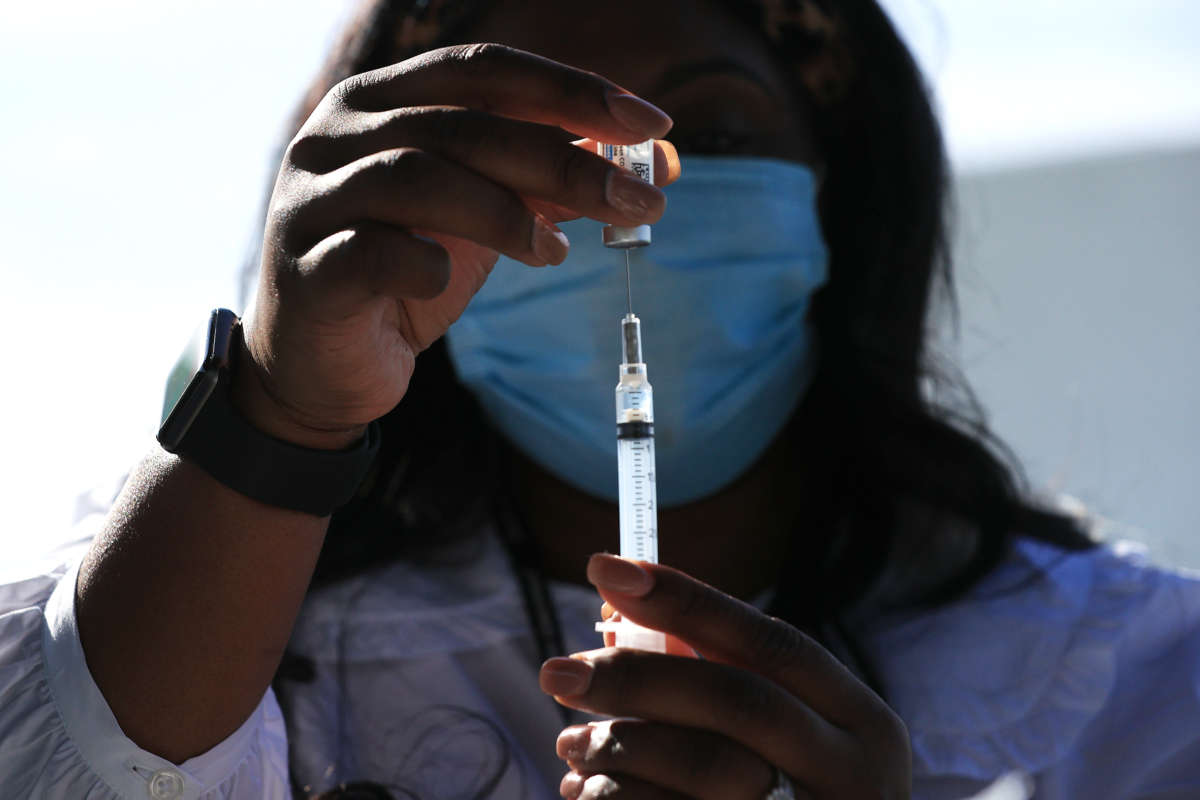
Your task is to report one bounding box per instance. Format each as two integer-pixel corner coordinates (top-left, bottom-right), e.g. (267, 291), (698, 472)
(1105, 557), (1200, 799)
(1040, 544), (1200, 799)
(0, 557), (290, 799)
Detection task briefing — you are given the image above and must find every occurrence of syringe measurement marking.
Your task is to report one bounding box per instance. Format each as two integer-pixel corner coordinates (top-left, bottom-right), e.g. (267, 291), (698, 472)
(623, 438), (655, 559)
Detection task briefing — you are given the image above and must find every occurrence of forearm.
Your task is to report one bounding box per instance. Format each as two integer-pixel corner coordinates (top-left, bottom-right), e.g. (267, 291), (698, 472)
(76, 447), (328, 763)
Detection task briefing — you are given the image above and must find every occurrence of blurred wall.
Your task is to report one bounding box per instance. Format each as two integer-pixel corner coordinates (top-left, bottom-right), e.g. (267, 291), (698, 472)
(953, 145), (1200, 566)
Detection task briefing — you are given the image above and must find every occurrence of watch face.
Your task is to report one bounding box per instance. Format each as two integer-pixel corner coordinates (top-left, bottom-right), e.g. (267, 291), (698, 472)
(161, 323), (208, 426)
(156, 308), (240, 452)
(157, 369), (221, 452)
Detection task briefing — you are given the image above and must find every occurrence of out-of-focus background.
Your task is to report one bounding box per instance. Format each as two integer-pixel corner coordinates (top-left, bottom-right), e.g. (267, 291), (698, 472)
(1, 1), (1197, 567)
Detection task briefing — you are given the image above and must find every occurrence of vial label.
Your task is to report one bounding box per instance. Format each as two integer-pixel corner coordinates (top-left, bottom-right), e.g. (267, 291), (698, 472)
(599, 141), (654, 185)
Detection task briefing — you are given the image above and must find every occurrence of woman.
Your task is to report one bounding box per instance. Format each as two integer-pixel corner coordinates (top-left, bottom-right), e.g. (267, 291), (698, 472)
(2, 0), (1198, 798)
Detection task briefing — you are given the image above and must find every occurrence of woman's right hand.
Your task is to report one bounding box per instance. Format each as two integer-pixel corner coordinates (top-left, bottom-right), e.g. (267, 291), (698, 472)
(234, 43), (677, 449)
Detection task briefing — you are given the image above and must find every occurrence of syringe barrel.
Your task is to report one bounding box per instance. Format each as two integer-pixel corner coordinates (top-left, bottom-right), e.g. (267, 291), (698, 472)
(612, 381), (662, 652)
(598, 140), (654, 248)
(615, 314), (657, 561)
(608, 312), (664, 652)
(616, 436), (658, 563)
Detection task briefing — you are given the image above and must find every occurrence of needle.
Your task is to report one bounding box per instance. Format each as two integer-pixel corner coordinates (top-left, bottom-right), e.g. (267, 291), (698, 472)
(624, 250), (633, 315)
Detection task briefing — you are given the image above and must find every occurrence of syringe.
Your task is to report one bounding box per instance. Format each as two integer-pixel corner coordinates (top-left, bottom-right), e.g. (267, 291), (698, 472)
(594, 310), (666, 651)
(593, 140), (666, 653)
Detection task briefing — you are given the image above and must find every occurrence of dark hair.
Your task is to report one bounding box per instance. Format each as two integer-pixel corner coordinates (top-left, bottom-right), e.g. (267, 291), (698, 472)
(261, 0), (1096, 795)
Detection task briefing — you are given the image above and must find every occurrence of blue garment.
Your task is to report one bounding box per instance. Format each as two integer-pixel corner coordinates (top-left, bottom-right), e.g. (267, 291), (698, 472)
(445, 157), (828, 507)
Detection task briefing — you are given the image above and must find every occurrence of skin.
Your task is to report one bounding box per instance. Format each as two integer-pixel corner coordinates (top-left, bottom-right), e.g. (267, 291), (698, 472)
(74, 0), (910, 794)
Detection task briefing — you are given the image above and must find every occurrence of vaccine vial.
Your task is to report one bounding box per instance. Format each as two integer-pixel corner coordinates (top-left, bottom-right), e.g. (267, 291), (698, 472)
(598, 140), (654, 248)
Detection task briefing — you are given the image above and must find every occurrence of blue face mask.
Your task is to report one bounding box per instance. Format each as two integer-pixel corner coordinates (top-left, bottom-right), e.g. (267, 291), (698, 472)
(445, 156), (829, 507)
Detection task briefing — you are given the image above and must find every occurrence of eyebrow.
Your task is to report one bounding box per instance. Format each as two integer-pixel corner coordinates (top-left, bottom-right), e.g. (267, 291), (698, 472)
(650, 58), (778, 99)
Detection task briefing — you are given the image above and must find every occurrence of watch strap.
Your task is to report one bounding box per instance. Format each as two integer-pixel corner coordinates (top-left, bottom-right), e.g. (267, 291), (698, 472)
(180, 373), (381, 516)
(158, 310), (381, 517)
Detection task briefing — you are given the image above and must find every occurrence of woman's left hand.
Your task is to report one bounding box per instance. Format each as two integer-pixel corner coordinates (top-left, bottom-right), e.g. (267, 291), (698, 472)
(539, 553), (911, 799)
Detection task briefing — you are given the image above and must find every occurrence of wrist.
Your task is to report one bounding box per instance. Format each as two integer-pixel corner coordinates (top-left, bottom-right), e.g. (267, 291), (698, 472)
(231, 341), (368, 452)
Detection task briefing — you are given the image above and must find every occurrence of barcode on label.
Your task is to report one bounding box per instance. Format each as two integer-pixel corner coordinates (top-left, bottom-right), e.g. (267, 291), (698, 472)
(632, 162), (651, 182)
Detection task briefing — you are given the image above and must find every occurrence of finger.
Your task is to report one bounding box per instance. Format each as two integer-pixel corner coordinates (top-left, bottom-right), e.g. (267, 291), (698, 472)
(292, 223), (451, 317)
(586, 554), (881, 728)
(560, 771), (689, 800)
(557, 719), (776, 800)
(293, 122), (679, 189)
(292, 108), (667, 227)
(539, 650), (853, 791)
(662, 635), (699, 658)
(338, 43), (672, 142)
(523, 196), (580, 226)
(561, 771), (585, 799)
(293, 147), (570, 267)
(574, 138), (682, 187)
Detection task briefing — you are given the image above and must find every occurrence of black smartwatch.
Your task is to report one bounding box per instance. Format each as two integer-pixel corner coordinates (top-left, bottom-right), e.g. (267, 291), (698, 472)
(157, 309), (380, 516)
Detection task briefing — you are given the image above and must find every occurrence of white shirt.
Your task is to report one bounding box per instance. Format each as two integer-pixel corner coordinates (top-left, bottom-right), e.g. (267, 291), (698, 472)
(2, 502), (1199, 799)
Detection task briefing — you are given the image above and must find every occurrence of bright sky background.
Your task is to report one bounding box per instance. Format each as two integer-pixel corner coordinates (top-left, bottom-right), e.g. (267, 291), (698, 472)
(1, 1), (1198, 564)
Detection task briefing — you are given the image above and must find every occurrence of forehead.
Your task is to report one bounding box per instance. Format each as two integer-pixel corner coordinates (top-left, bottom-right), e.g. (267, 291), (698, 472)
(457, 0), (791, 103)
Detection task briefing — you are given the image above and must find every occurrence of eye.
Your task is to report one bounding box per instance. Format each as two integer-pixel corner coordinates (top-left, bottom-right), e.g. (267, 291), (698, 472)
(672, 129), (754, 155)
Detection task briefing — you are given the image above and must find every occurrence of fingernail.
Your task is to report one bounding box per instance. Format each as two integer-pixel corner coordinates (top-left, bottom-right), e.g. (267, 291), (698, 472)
(587, 554), (654, 596)
(540, 656), (594, 696)
(560, 771), (585, 799)
(532, 217), (570, 265)
(606, 169), (660, 220)
(606, 91), (673, 137)
(556, 726), (591, 761)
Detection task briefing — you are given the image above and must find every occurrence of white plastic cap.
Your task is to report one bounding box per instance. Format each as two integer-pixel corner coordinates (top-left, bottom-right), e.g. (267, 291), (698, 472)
(595, 618), (667, 653)
(602, 223), (652, 248)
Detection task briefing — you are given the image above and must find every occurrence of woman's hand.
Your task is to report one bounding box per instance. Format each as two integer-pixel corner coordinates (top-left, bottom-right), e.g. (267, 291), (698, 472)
(539, 554), (911, 799)
(236, 44), (679, 448)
